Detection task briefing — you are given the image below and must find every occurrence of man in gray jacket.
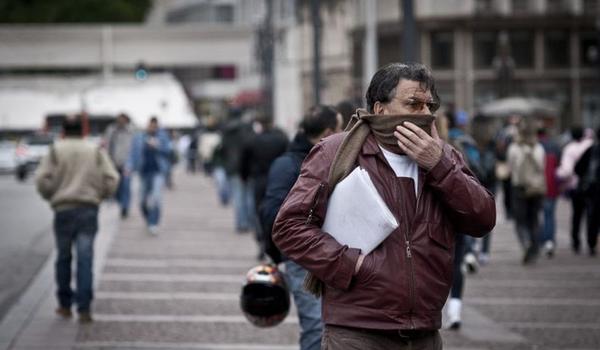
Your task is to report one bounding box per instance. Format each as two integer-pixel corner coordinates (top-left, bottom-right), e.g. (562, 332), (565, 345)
(104, 113), (135, 218)
(36, 115), (119, 323)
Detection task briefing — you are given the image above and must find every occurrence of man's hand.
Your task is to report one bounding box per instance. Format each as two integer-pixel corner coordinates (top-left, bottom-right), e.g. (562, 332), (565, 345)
(394, 121), (443, 170)
(354, 254), (365, 275)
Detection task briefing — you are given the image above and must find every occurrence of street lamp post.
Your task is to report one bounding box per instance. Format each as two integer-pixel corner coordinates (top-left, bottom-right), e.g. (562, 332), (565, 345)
(310, 0), (322, 105)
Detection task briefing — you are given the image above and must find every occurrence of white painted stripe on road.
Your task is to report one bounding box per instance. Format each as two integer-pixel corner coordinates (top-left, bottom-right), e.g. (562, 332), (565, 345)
(93, 314), (298, 324)
(75, 342), (298, 350)
(502, 322), (600, 330)
(102, 273), (243, 283)
(105, 258), (255, 268)
(96, 292), (239, 300)
(456, 305), (526, 343)
(468, 280), (598, 288)
(467, 297), (600, 306)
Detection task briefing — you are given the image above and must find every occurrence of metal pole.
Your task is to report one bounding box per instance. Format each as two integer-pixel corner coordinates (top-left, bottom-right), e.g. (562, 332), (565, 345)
(363, 0), (378, 95)
(311, 0), (321, 105)
(264, 0), (275, 121)
(401, 0), (416, 62)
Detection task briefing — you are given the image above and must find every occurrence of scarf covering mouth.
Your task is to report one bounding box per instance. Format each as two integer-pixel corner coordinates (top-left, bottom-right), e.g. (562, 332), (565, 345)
(329, 109), (435, 190)
(303, 109), (435, 296)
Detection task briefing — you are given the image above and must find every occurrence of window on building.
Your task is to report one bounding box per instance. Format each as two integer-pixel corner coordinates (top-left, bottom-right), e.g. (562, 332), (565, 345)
(215, 4), (234, 23)
(167, 2), (235, 24)
(474, 31), (497, 68)
(509, 30), (535, 68)
(213, 65), (237, 80)
(430, 32), (454, 69)
(475, 0), (495, 14)
(545, 30), (570, 68)
(580, 32), (600, 67)
(583, 0), (599, 13)
(511, 0), (532, 13)
(546, 0), (568, 13)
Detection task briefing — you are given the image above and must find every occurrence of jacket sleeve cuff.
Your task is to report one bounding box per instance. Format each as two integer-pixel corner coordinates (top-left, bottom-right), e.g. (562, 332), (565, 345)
(332, 247), (361, 290)
(426, 144), (454, 182)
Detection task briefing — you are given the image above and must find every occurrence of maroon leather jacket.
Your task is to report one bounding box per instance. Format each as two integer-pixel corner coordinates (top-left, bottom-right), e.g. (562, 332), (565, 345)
(273, 132), (496, 330)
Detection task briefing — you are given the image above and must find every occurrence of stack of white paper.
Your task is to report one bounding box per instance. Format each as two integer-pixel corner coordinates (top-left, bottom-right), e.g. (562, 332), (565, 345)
(322, 167), (399, 254)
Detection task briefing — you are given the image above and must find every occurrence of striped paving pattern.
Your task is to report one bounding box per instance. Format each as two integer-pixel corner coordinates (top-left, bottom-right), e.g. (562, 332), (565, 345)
(76, 173), (299, 349)
(75, 172), (600, 350)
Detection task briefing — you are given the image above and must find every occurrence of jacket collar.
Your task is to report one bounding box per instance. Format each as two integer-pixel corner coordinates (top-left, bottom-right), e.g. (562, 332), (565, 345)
(361, 132), (381, 156)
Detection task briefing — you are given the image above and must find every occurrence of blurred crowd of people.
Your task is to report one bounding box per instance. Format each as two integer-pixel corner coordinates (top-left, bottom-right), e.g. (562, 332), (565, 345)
(433, 108), (600, 330)
(32, 83), (599, 342)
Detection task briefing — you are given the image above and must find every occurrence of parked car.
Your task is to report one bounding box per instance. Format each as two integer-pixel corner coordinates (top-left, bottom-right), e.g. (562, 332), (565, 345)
(0, 141), (17, 174)
(15, 135), (54, 181)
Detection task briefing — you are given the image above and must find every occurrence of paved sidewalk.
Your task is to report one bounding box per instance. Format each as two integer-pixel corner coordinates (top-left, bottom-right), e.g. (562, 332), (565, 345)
(1, 171), (599, 350)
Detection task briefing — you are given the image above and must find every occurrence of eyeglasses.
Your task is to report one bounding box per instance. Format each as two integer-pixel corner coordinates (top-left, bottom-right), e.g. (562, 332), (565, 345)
(402, 98), (440, 113)
(387, 97), (440, 114)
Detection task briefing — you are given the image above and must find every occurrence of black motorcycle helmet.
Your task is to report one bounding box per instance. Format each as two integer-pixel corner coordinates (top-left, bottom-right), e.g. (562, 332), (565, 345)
(240, 264), (290, 327)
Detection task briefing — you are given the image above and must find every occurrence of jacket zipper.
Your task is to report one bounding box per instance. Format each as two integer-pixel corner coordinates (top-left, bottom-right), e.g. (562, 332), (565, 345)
(406, 186), (422, 330)
(305, 183), (325, 225)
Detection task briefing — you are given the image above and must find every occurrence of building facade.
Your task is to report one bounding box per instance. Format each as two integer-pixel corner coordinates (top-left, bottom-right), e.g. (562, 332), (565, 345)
(294, 0), (600, 131)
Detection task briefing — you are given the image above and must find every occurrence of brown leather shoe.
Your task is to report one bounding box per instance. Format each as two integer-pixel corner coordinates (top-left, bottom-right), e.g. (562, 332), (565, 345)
(55, 307), (72, 319)
(78, 312), (93, 324)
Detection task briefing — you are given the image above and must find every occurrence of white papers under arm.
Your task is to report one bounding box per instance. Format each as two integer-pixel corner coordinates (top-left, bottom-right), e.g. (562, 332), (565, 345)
(321, 168), (399, 255)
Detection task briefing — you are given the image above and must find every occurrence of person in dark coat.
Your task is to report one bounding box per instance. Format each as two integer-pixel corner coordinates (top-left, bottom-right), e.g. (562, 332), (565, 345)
(259, 105), (342, 350)
(240, 116), (289, 259)
(220, 108), (255, 232)
(574, 127), (600, 256)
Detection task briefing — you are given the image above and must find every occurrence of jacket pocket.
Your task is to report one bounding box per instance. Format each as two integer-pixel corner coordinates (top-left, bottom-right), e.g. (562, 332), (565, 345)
(427, 225), (452, 252)
(303, 180), (328, 226)
(354, 253), (374, 284)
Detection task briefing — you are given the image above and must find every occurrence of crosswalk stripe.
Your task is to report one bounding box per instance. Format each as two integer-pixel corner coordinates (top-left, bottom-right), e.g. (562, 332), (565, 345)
(102, 273), (243, 283)
(105, 258), (256, 268)
(75, 342), (298, 350)
(92, 314), (298, 324)
(467, 297), (600, 306)
(96, 292), (239, 300)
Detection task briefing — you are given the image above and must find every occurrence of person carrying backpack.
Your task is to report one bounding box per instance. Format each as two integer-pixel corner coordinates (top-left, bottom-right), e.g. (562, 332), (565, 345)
(507, 121), (546, 264)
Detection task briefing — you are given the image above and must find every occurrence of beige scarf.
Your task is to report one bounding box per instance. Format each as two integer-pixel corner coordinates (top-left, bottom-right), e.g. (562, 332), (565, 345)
(304, 109), (435, 296)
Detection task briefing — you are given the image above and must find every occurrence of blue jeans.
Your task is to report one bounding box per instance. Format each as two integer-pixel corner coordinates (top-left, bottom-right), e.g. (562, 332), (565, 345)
(212, 167), (230, 206)
(140, 172), (164, 226)
(116, 168), (131, 212)
(230, 175), (255, 232)
(284, 260), (323, 350)
(541, 197), (557, 244)
(54, 206), (98, 312)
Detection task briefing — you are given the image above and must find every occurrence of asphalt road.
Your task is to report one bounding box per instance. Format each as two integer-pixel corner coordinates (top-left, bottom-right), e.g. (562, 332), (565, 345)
(0, 174), (53, 321)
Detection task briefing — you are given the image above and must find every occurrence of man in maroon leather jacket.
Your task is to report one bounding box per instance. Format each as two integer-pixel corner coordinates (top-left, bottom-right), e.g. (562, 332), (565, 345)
(273, 63), (496, 349)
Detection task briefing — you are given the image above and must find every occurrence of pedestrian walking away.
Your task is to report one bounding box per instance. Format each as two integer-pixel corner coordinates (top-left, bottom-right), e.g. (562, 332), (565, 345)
(103, 112), (135, 218)
(241, 115), (289, 260)
(35, 114), (119, 323)
(538, 128), (561, 257)
(574, 127), (600, 256)
(273, 63), (496, 350)
(127, 116), (173, 235)
(259, 105), (343, 350)
(507, 121), (546, 265)
(556, 126), (593, 254)
(220, 108), (256, 233)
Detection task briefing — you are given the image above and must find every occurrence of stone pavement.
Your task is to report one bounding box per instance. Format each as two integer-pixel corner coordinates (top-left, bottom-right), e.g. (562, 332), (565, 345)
(1, 170), (599, 350)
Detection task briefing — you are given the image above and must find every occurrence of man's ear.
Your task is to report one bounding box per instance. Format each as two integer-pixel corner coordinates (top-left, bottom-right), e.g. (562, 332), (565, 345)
(374, 101), (385, 115)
